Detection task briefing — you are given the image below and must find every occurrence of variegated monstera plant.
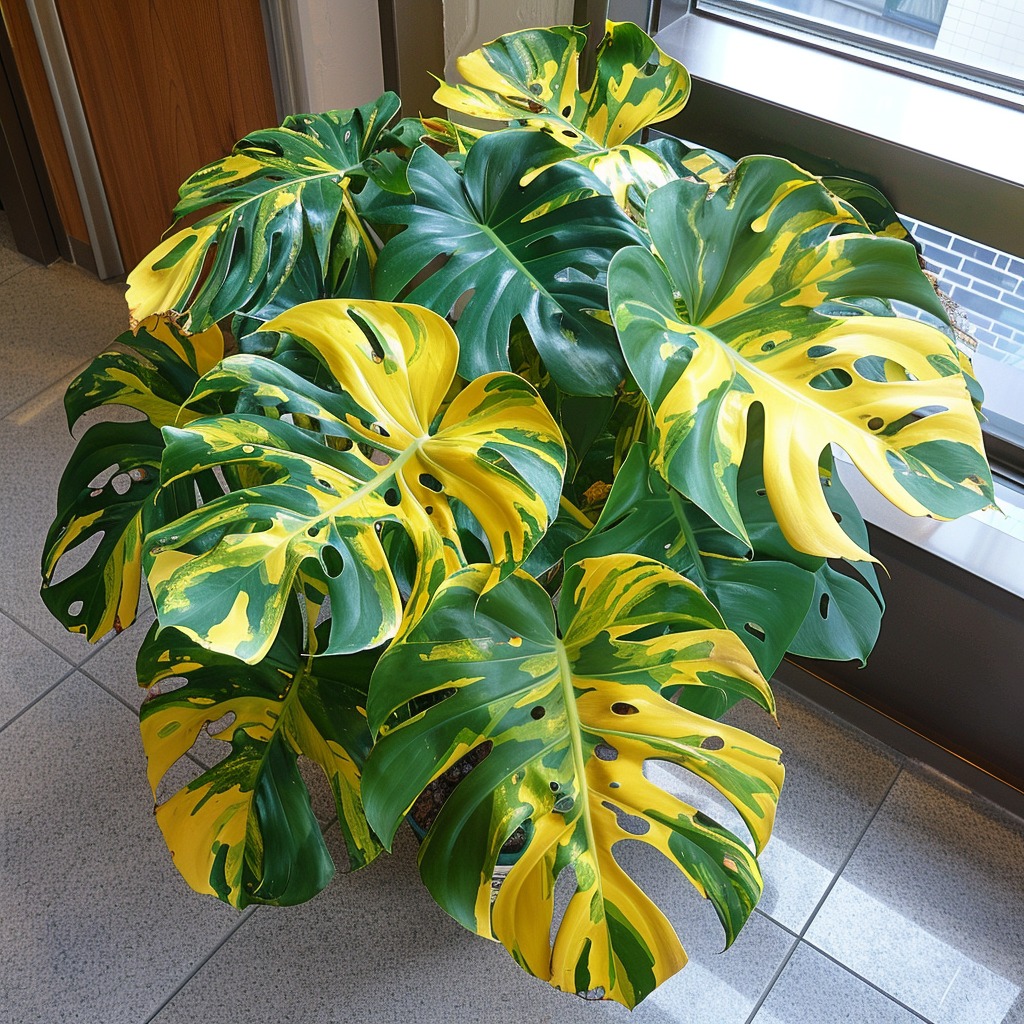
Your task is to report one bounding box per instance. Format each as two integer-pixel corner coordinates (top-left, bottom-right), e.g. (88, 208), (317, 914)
(43, 21), (993, 1008)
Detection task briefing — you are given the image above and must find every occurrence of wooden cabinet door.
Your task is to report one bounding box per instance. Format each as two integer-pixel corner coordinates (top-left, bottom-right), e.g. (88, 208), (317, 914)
(55, 0), (278, 271)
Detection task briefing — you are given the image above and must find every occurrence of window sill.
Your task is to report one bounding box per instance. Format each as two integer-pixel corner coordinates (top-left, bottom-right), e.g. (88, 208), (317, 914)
(835, 452), (1024, 603)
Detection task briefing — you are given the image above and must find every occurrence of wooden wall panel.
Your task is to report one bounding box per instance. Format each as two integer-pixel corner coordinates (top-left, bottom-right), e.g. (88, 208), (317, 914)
(54, 0), (277, 270)
(0, 0), (89, 245)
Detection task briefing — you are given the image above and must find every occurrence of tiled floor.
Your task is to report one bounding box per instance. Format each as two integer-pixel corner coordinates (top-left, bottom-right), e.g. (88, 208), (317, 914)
(1, 220), (1023, 1023)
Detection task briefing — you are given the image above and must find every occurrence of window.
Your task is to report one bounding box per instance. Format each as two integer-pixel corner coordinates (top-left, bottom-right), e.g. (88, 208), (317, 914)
(651, 0), (1024, 582)
(690, 0), (1024, 89)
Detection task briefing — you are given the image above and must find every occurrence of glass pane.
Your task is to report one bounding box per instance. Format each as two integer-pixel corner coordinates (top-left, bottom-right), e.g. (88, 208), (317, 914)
(700, 0), (1024, 84)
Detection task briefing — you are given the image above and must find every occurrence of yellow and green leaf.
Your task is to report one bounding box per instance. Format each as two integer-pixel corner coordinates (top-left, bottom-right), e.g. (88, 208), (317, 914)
(137, 597), (382, 908)
(126, 96), (400, 338)
(610, 157), (994, 562)
(568, 441), (883, 682)
(436, 22), (692, 205)
(434, 22), (690, 207)
(362, 555), (783, 1008)
(41, 317), (224, 640)
(145, 299), (566, 664)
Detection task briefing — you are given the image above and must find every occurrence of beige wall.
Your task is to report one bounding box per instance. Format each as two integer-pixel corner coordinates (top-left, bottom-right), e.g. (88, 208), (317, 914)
(442, 0), (575, 80)
(291, 0), (386, 111)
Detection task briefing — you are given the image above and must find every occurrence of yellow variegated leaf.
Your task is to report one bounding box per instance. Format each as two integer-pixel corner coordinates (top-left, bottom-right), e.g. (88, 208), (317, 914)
(41, 317), (224, 640)
(126, 97), (400, 337)
(611, 157), (994, 561)
(138, 601), (382, 907)
(434, 21), (690, 206)
(363, 555), (783, 1008)
(144, 299), (566, 664)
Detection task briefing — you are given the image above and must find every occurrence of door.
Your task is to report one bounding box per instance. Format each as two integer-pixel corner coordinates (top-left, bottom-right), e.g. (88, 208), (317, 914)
(54, 0), (278, 271)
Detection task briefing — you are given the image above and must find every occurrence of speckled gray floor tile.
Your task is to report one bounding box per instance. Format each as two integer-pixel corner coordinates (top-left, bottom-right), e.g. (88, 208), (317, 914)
(750, 943), (927, 1023)
(805, 769), (1024, 1024)
(0, 257), (125, 419)
(150, 827), (795, 1024)
(0, 673), (245, 1023)
(80, 607), (157, 709)
(0, 608), (73, 727)
(648, 684), (902, 934)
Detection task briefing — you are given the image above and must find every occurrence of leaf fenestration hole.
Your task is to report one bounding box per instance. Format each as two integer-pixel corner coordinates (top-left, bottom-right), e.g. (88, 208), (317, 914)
(561, 105), (572, 116)
(605, 802), (650, 835)
(206, 711), (236, 738)
(68, 600), (84, 616)
(549, 781), (560, 791)
(609, 781), (620, 789)
(809, 369), (853, 391)
(111, 472), (132, 495)
(744, 622), (766, 642)
(321, 547), (344, 578)
(819, 593), (831, 619)
(419, 473), (443, 492)
(611, 702), (639, 716)
(146, 674), (187, 698)
(700, 735), (725, 751)
(755, 487), (767, 496)
(553, 795), (575, 813)
(868, 416), (885, 430)
(384, 487), (401, 507)
(349, 309), (386, 362)
(531, 705), (546, 720)
(595, 742), (618, 761)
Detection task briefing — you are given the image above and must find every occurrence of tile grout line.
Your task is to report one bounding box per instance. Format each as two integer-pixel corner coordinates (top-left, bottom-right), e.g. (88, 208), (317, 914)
(0, 261), (36, 294)
(142, 906), (261, 1024)
(741, 764), (906, 1023)
(740, 931), (802, 1024)
(0, 597), (149, 676)
(800, 941), (934, 1023)
(0, 668), (78, 740)
(796, 763), (904, 941)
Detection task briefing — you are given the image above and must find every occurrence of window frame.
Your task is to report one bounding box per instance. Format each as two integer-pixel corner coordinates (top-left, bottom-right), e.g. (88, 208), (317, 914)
(653, 1), (1024, 808)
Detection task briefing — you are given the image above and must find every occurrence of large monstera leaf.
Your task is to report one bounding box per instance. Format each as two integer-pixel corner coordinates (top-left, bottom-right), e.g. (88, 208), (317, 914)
(610, 157), (994, 562)
(363, 555), (783, 1008)
(568, 442), (882, 683)
(41, 317), (223, 640)
(568, 443), (811, 683)
(126, 95), (400, 336)
(144, 299), (566, 664)
(434, 22), (690, 206)
(138, 597), (382, 908)
(371, 130), (643, 395)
